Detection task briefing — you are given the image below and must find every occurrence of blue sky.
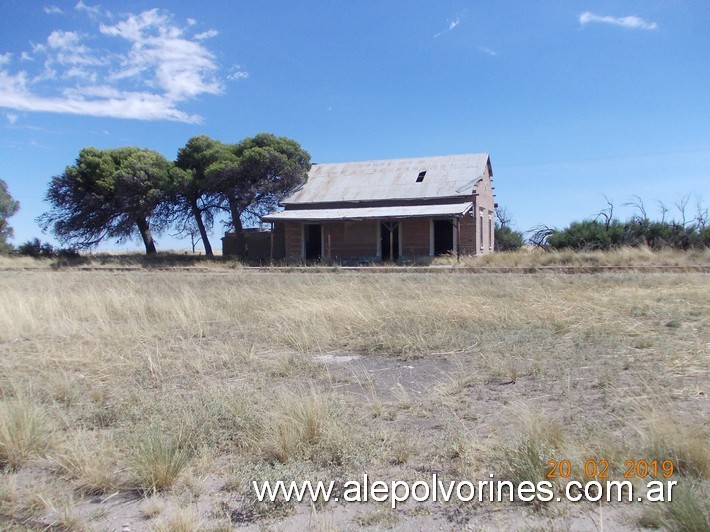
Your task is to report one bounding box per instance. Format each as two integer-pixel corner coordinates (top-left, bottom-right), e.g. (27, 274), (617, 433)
(1, 1), (708, 251)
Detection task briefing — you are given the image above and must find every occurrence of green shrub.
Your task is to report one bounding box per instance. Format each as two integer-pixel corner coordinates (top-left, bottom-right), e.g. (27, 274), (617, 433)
(16, 238), (80, 259)
(548, 220), (623, 250)
(548, 218), (708, 251)
(494, 224), (524, 251)
(17, 238), (56, 258)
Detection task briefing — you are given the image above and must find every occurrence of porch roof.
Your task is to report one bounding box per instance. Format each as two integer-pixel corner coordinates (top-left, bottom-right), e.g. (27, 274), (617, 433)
(262, 202), (474, 222)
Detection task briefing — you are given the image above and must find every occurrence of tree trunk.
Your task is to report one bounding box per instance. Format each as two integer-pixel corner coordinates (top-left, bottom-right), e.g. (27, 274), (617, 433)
(190, 199), (213, 257)
(136, 218), (157, 254)
(229, 202), (247, 259)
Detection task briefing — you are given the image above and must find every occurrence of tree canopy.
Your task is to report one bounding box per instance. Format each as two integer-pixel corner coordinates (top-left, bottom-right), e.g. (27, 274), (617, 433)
(194, 133), (311, 257)
(172, 135), (229, 257)
(219, 133), (311, 221)
(39, 147), (172, 254)
(37, 134), (309, 256)
(171, 133), (310, 257)
(0, 178), (20, 252)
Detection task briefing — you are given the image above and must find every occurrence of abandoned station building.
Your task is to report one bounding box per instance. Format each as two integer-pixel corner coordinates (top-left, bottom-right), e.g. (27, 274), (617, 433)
(223, 153), (496, 262)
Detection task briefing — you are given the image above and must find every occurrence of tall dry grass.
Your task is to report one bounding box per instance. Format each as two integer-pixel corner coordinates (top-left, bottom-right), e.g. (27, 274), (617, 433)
(0, 268), (707, 527)
(437, 245), (710, 268)
(3, 269), (700, 359)
(0, 398), (51, 470)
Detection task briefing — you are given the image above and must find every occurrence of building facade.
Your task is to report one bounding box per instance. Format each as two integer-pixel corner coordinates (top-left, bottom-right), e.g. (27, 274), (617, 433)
(248, 153), (495, 262)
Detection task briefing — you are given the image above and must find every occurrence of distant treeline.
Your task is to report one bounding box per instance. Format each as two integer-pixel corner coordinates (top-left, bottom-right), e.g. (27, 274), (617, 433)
(496, 195), (709, 252)
(546, 218), (709, 250)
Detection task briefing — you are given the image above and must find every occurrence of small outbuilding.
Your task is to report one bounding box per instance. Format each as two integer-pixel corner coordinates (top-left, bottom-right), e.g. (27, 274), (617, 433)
(227, 153), (496, 262)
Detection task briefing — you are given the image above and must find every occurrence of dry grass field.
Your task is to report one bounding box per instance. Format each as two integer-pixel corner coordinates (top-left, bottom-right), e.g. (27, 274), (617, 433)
(0, 260), (708, 530)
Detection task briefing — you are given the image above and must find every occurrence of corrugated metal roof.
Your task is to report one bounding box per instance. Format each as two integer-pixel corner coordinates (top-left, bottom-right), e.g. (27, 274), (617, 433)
(262, 202), (474, 222)
(283, 153), (490, 204)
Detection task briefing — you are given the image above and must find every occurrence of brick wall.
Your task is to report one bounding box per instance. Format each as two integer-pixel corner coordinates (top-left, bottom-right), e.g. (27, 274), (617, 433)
(325, 221), (377, 260)
(222, 226), (286, 259)
(401, 218), (431, 258)
(283, 222), (302, 259)
(222, 233), (238, 257)
(459, 215), (477, 255)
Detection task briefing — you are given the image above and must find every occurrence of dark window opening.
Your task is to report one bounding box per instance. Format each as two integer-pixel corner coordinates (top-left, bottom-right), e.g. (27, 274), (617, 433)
(305, 224), (322, 260)
(433, 219), (454, 256)
(380, 221), (399, 262)
(416, 171), (426, 183)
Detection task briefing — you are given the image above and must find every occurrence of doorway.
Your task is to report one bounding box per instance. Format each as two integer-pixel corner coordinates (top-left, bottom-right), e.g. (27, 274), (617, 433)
(304, 224), (322, 260)
(380, 221), (399, 262)
(433, 219), (454, 256)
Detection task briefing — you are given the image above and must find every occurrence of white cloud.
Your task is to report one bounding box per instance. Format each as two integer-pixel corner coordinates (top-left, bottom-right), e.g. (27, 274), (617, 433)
(0, 7), (227, 123)
(47, 29), (80, 49)
(44, 6), (64, 15)
(100, 9), (222, 101)
(6, 112), (18, 125)
(45, 30), (105, 68)
(434, 16), (460, 38)
(195, 29), (218, 40)
(579, 12), (658, 30)
(228, 64), (249, 81)
(0, 70), (198, 122)
(478, 46), (496, 57)
(75, 1), (101, 17)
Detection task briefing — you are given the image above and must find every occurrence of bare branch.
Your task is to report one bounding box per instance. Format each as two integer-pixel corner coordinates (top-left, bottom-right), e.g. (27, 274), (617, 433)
(656, 200), (669, 223)
(594, 195), (614, 230)
(622, 195), (646, 221)
(694, 195), (708, 229)
(170, 218), (205, 253)
(526, 224), (554, 249)
(495, 206), (512, 228)
(674, 194), (690, 226)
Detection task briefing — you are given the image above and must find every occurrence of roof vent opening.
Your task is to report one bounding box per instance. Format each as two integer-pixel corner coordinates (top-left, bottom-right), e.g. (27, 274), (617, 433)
(416, 171), (426, 183)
